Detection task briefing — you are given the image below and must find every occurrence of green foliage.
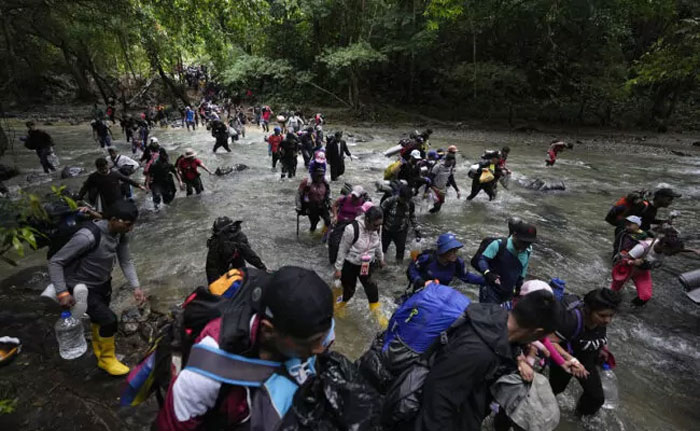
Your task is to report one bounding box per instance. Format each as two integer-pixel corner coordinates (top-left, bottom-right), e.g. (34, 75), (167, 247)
(320, 41), (387, 73)
(1, 0), (699, 126)
(0, 398), (17, 415)
(0, 185), (76, 266)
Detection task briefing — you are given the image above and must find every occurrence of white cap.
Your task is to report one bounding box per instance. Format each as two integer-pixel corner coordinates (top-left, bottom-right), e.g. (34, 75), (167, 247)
(410, 149), (421, 159)
(149, 137), (159, 145)
(351, 185), (365, 197)
(625, 215), (642, 225)
(520, 280), (552, 296)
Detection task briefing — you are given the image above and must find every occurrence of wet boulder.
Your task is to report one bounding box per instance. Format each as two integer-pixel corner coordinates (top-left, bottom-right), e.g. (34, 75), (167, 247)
(120, 304), (151, 336)
(517, 178), (566, 191)
(215, 164), (247, 176)
(60, 166), (86, 179)
(0, 164), (19, 181)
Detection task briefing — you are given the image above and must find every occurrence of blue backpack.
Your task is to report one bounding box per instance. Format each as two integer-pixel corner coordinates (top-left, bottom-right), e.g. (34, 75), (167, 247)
(382, 282), (471, 355)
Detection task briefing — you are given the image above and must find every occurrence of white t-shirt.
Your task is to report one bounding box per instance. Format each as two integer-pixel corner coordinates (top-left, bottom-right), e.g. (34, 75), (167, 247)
(111, 154), (139, 170)
(629, 238), (662, 268)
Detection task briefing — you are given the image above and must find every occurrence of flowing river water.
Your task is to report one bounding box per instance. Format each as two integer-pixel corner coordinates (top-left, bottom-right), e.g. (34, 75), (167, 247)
(2, 119), (700, 430)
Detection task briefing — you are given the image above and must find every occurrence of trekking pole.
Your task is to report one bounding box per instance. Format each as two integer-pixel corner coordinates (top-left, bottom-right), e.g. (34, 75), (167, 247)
(296, 212), (300, 237)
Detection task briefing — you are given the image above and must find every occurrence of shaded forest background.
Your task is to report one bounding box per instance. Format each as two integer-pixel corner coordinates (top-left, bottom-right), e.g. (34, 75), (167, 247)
(1, 0), (699, 130)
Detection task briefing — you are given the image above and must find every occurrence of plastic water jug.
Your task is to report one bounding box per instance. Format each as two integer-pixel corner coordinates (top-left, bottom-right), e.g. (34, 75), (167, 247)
(600, 363), (619, 409)
(55, 311), (87, 360)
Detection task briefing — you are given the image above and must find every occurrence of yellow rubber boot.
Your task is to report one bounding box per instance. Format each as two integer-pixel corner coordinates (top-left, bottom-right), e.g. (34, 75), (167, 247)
(334, 301), (348, 318)
(90, 324), (101, 357)
(369, 302), (388, 330)
(96, 335), (130, 376)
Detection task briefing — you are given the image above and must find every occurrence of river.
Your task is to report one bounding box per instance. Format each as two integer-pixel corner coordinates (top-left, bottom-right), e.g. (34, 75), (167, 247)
(2, 119), (699, 430)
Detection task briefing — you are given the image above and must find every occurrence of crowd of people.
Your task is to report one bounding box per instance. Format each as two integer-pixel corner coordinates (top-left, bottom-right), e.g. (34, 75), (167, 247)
(17, 97), (698, 431)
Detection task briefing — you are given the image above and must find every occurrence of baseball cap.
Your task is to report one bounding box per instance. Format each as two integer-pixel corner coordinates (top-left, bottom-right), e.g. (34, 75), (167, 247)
(261, 266), (333, 339)
(519, 280), (552, 296)
(436, 232), (463, 255)
(625, 215), (642, 225)
(410, 149), (421, 159)
(351, 185), (365, 197)
(655, 188), (681, 198)
(514, 222), (537, 243)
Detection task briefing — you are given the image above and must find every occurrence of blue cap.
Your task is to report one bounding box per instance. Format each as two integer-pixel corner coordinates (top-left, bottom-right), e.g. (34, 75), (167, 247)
(436, 233), (463, 255)
(60, 311), (72, 319)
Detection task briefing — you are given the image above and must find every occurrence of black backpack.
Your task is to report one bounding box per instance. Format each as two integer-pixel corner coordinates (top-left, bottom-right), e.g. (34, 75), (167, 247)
(46, 221), (103, 260)
(470, 237), (507, 272)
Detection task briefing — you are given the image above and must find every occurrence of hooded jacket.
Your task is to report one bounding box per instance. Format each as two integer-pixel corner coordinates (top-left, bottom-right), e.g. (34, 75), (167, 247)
(415, 304), (518, 431)
(334, 217), (383, 270)
(205, 224), (266, 283)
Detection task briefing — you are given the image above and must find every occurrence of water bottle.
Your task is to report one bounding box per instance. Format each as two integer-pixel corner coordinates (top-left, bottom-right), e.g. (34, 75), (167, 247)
(600, 363), (619, 409)
(55, 311), (88, 360)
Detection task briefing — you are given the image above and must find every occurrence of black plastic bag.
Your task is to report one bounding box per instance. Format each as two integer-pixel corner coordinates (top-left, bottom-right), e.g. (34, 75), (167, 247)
(356, 333), (394, 395)
(279, 351), (383, 431)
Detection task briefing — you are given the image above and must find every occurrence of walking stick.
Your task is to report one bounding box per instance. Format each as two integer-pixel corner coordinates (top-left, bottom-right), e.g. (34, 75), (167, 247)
(296, 212), (300, 237)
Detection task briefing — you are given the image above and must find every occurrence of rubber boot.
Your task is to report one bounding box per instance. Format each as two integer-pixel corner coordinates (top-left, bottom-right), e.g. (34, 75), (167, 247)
(96, 335), (130, 376)
(334, 301), (348, 318)
(369, 302), (388, 330)
(90, 324), (101, 357)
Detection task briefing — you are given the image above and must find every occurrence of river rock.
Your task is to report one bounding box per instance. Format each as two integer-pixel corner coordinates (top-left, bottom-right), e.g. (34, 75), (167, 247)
(60, 166), (86, 179)
(670, 150), (692, 157)
(517, 178), (566, 191)
(0, 164), (19, 181)
(120, 304), (151, 335)
(692, 141), (700, 147)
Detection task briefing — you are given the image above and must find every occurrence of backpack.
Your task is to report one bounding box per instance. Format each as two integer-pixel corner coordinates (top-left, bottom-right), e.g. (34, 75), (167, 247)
(470, 237), (507, 272)
(384, 160), (403, 180)
(379, 282), (471, 426)
(559, 293), (584, 342)
(46, 221), (103, 260)
(120, 268), (274, 407)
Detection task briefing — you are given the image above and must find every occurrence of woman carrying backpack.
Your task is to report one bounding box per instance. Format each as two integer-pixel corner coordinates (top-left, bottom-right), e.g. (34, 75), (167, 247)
(333, 206), (387, 328)
(548, 288), (621, 417)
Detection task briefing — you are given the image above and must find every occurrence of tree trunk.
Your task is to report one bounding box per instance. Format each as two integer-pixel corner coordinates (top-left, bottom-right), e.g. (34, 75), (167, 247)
(471, 17), (477, 100)
(156, 61), (190, 106)
(61, 48), (93, 100)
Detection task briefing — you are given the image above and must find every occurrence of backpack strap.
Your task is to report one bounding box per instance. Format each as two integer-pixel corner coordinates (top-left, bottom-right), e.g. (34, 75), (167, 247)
(185, 343), (281, 387)
(351, 220), (360, 245)
(566, 299), (584, 341)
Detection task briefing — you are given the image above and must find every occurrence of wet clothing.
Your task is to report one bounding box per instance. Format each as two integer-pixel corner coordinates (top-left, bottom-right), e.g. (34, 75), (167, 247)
(381, 196), (418, 261)
(176, 157), (205, 195)
(47, 220), (139, 337)
(335, 218), (383, 271)
(211, 120), (230, 153)
(398, 160), (426, 191)
(408, 251), (484, 288)
(185, 108), (196, 130)
(335, 195), (364, 223)
(340, 260), (379, 304)
(140, 146), (168, 164)
(93, 121), (112, 148)
(428, 162), (458, 212)
(550, 299), (608, 416)
(148, 159), (178, 206)
(467, 161), (499, 201)
(326, 137), (351, 181)
(328, 196), (366, 264)
(477, 237), (531, 304)
(156, 316), (298, 431)
(300, 132), (315, 166)
(416, 304), (518, 431)
(205, 227), (266, 283)
(297, 178), (331, 231)
(546, 142), (567, 166)
(110, 154), (139, 176)
(279, 134), (299, 178)
(26, 129), (56, 173)
(78, 170), (141, 210)
(610, 238), (660, 302)
(268, 133), (283, 169)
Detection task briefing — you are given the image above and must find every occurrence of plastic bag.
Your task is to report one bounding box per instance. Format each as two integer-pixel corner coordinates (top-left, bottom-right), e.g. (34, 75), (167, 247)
(279, 351), (383, 431)
(357, 334), (394, 394)
(479, 169), (494, 183)
(47, 151), (60, 169)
